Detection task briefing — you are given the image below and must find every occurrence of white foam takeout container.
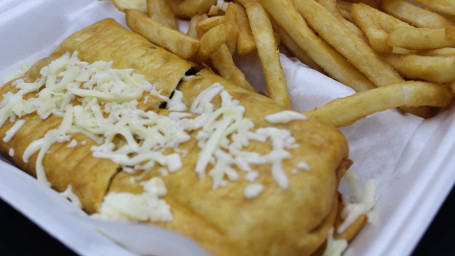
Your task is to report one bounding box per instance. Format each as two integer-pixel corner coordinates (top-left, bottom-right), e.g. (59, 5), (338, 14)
(1, 1), (455, 255)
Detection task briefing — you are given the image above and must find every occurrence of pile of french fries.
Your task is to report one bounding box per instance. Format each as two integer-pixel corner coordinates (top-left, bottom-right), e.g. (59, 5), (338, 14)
(112, 0), (455, 127)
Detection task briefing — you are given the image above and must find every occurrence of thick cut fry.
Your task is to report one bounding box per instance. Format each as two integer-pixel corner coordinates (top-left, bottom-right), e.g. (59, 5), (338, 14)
(412, 0), (455, 16)
(187, 14), (207, 38)
(196, 16), (225, 35)
(225, 3), (239, 54)
(382, 54), (455, 83)
(351, 3), (412, 54)
(294, 0), (403, 87)
(237, 0), (290, 107)
(112, 0), (147, 12)
(125, 9), (200, 59)
(260, 0), (375, 92)
(146, 0), (178, 29)
(195, 22), (238, 62)
(305, 81), (454, 127)
(387, 27), (455, 50)
(380, 0), (455, 28)
(233, 3), (256, 56)
(178, 0), (217, 16)
(209, 44), (254, 91)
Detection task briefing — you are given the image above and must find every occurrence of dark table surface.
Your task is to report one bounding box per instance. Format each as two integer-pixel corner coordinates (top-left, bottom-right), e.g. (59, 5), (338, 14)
(1, 185), (454, 256)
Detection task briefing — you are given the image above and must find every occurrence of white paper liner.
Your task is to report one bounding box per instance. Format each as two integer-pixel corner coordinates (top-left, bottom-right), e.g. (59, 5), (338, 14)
(0, 1), (454, 255)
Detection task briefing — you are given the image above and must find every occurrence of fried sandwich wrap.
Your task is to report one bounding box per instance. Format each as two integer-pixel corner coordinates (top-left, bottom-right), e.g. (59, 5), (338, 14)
(0, 19), (352, 255)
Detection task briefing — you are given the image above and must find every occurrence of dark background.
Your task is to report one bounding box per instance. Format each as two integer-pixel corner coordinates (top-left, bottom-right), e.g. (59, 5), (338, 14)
(1, 186), (454, 255)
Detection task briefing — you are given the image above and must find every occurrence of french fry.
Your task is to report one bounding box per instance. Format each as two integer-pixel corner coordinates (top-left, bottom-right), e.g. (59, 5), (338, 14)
(187, 14), (207, 38)
(233, 3), (256, 56)
(315, 0), (366, 40)
(167, 0), (188, 19)
(178, 0), (217, 17)
(237, 0), (290, 108)
(125, 9), (200, 59)
(418, 47), (455, 56)
(294, 0), (403, 87)
(272, 21), (324, 73)
(382, 54), (455, 83)
(387, 27), (455, 50)
(412, 0), (455, 16)
(337, 0), (353, 21)
(195, 22), (238, 62)
(210, 44), (254, 91)
(380, 0), (455, 28)
(351, 3), (412, 54)
(305, 81), (454, 127)
(112, 0), (147, 12)
(337, 0), (352, 18)
(273, 30), (281, 46)
(196, 16), (225, 35)
(260, 0), (376, 92)
(338, 0), (378, 8)
(146, 0), (178, 30)
(225, 3), (239, 54)
(335, 204), (367, 241)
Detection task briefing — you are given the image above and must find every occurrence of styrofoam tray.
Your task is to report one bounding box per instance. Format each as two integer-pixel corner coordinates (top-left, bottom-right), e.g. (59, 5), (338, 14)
(1, 1), (454, 255)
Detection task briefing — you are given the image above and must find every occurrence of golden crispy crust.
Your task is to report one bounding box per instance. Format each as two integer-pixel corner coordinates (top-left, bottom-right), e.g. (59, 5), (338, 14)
(0, 19), (351, 255)
(108, 69), (350, 255)
(53, 18), (194, 99)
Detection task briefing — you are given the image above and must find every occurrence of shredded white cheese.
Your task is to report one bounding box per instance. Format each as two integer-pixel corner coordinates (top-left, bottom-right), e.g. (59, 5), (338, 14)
(94, 177), (172, 222)
(66, 139), (78, 148)
(244, 183), (264, 199)
(190, 83), (299, 190)
(2, 52), (307, 216)
(2, 62), (33, 84)
(3, 119), (25, 142)
(265, 110), (307, 124)
(3, 52), (187, 186)
(8, 148), (14, 157)
(60, 185), (82, 209)
(322, 228), (348, 256)
(338, 170), (376, 233)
